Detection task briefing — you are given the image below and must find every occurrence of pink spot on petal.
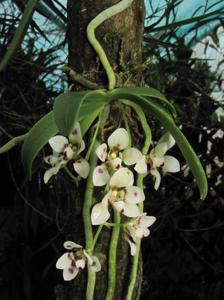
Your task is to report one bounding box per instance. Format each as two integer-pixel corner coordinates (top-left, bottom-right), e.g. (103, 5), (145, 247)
(68, 268), (74, 274)
(98, 168), (104, 174)
(134, 192), (138, 197)
(116, 164), (120, 169)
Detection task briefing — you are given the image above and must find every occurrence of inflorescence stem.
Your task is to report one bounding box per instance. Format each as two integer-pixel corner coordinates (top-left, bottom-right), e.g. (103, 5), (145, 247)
(123, 100), (152, 300)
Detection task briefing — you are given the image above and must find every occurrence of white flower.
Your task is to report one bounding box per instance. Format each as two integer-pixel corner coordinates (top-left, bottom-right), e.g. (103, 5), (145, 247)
(56, 241), (101, 281)
(135, 132), (180, 190)
(91, 168), (145, 225)
(93, 128), (142, 186)
(44, 122), (90, 183)
(126, 213), (156, 256)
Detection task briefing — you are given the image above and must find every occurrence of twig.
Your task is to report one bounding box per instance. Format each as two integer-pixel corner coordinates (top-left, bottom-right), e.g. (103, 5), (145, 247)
(62, 65), (103, 90)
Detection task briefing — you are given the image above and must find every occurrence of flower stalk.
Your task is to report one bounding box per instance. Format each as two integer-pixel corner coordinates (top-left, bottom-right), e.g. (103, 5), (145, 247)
(83, 140), (100, 300)
(123, 100), (152, 300)
(105, 209), (121, 300)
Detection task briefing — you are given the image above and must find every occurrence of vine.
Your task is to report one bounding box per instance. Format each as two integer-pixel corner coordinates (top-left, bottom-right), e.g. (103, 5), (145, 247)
(87, 0), (134, 90)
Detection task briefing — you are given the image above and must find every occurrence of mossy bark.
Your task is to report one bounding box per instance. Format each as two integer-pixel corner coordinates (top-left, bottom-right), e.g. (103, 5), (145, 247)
(57, 1), (146, 299)
(67, 0), (145, 88)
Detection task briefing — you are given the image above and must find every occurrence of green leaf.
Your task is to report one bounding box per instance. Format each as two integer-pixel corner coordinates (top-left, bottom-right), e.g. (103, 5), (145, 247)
(0, 0), (38, 72)
(80, 108), (102, 136)
(117, 93), (208, 200)
(53, 90), (109, 136)
(144, 7), (224, 33)
(21, 112), (58, 180)
(111, 87), (176, 116)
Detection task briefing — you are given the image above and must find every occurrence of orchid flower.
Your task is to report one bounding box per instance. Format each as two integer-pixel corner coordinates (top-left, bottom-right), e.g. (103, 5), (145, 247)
(56, 241), (101, 281)
(126, 213), (156, 256)
(91, 168), (145, 225)
(93, 128), (142, 186)
(44, 122), (90, 183)
(134, 132), (180, 190)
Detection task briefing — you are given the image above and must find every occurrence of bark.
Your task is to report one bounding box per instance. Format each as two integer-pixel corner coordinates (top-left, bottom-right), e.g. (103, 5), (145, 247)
(67, 0), (145, 88)
(56, 1), (146, 299)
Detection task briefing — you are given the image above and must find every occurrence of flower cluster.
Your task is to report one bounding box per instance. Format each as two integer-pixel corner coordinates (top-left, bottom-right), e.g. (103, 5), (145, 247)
(43, 122), (89, 183)
(51, 127), (180, 280)
(135, 132), (180, 190)
(56, 241), (101, 281)
(91, 128), (180, 255)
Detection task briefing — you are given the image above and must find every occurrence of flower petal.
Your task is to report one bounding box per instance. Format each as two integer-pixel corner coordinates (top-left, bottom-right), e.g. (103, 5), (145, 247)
(69, 122), (82, 144)
(158, 132), (175, 150)
(113, 201), (125, 213)
(108, 128), (129, 151)
(150, 169), (161, 190)
(75, 259), (86, 269)
(56, 253), (71, 270)
(139, 215), (156, 228)
(89, 256), (101, 272)
(152, 142), (167, 157)
(163, 155), (180, 173)
(49, 136), (68, 153)
(134, 227), (145, 239)
(63, 267), (79, 281)
(101, 191), (111, 206)
(93, 165), (110, 186)
(128, 240), (137, 256)
(96, 143), (108, 162)
(134, 156), (147, 174)
(109, 157), (122, 170)
(135, 227), (150, 238)
(64, 146), (74, 160)
(73, 158), (90, 178)
(110, 168), (134, 188)
(44, 155), (59, 166)
(77, 140), (85, 154)
(91, 202), (110, 225)
(122, 148), (143, 166)
(150, 156), (164, 168)
(123, 203), (140, 218)
(44, 163), (63, 184)
(142, 228), (150, 237)
(63, 241), (83, 250)
(124, 186), (145, 204)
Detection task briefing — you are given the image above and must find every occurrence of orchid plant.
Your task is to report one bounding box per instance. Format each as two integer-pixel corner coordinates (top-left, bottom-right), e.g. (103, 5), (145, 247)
(0, 90), (208, 300)
(47, 126), (181, 274)
(0, 1), (208, 299)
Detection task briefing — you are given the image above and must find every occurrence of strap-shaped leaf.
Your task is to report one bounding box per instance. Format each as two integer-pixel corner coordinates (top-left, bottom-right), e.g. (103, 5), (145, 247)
(53, 90), (109, 136)
(116, 93), (208, 200)
(21, 112), (58, 180)
(111, 87), (176, 116)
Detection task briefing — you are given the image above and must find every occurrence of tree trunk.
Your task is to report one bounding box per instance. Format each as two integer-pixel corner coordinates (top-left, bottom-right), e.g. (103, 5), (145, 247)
(57, 1), (145, 299)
